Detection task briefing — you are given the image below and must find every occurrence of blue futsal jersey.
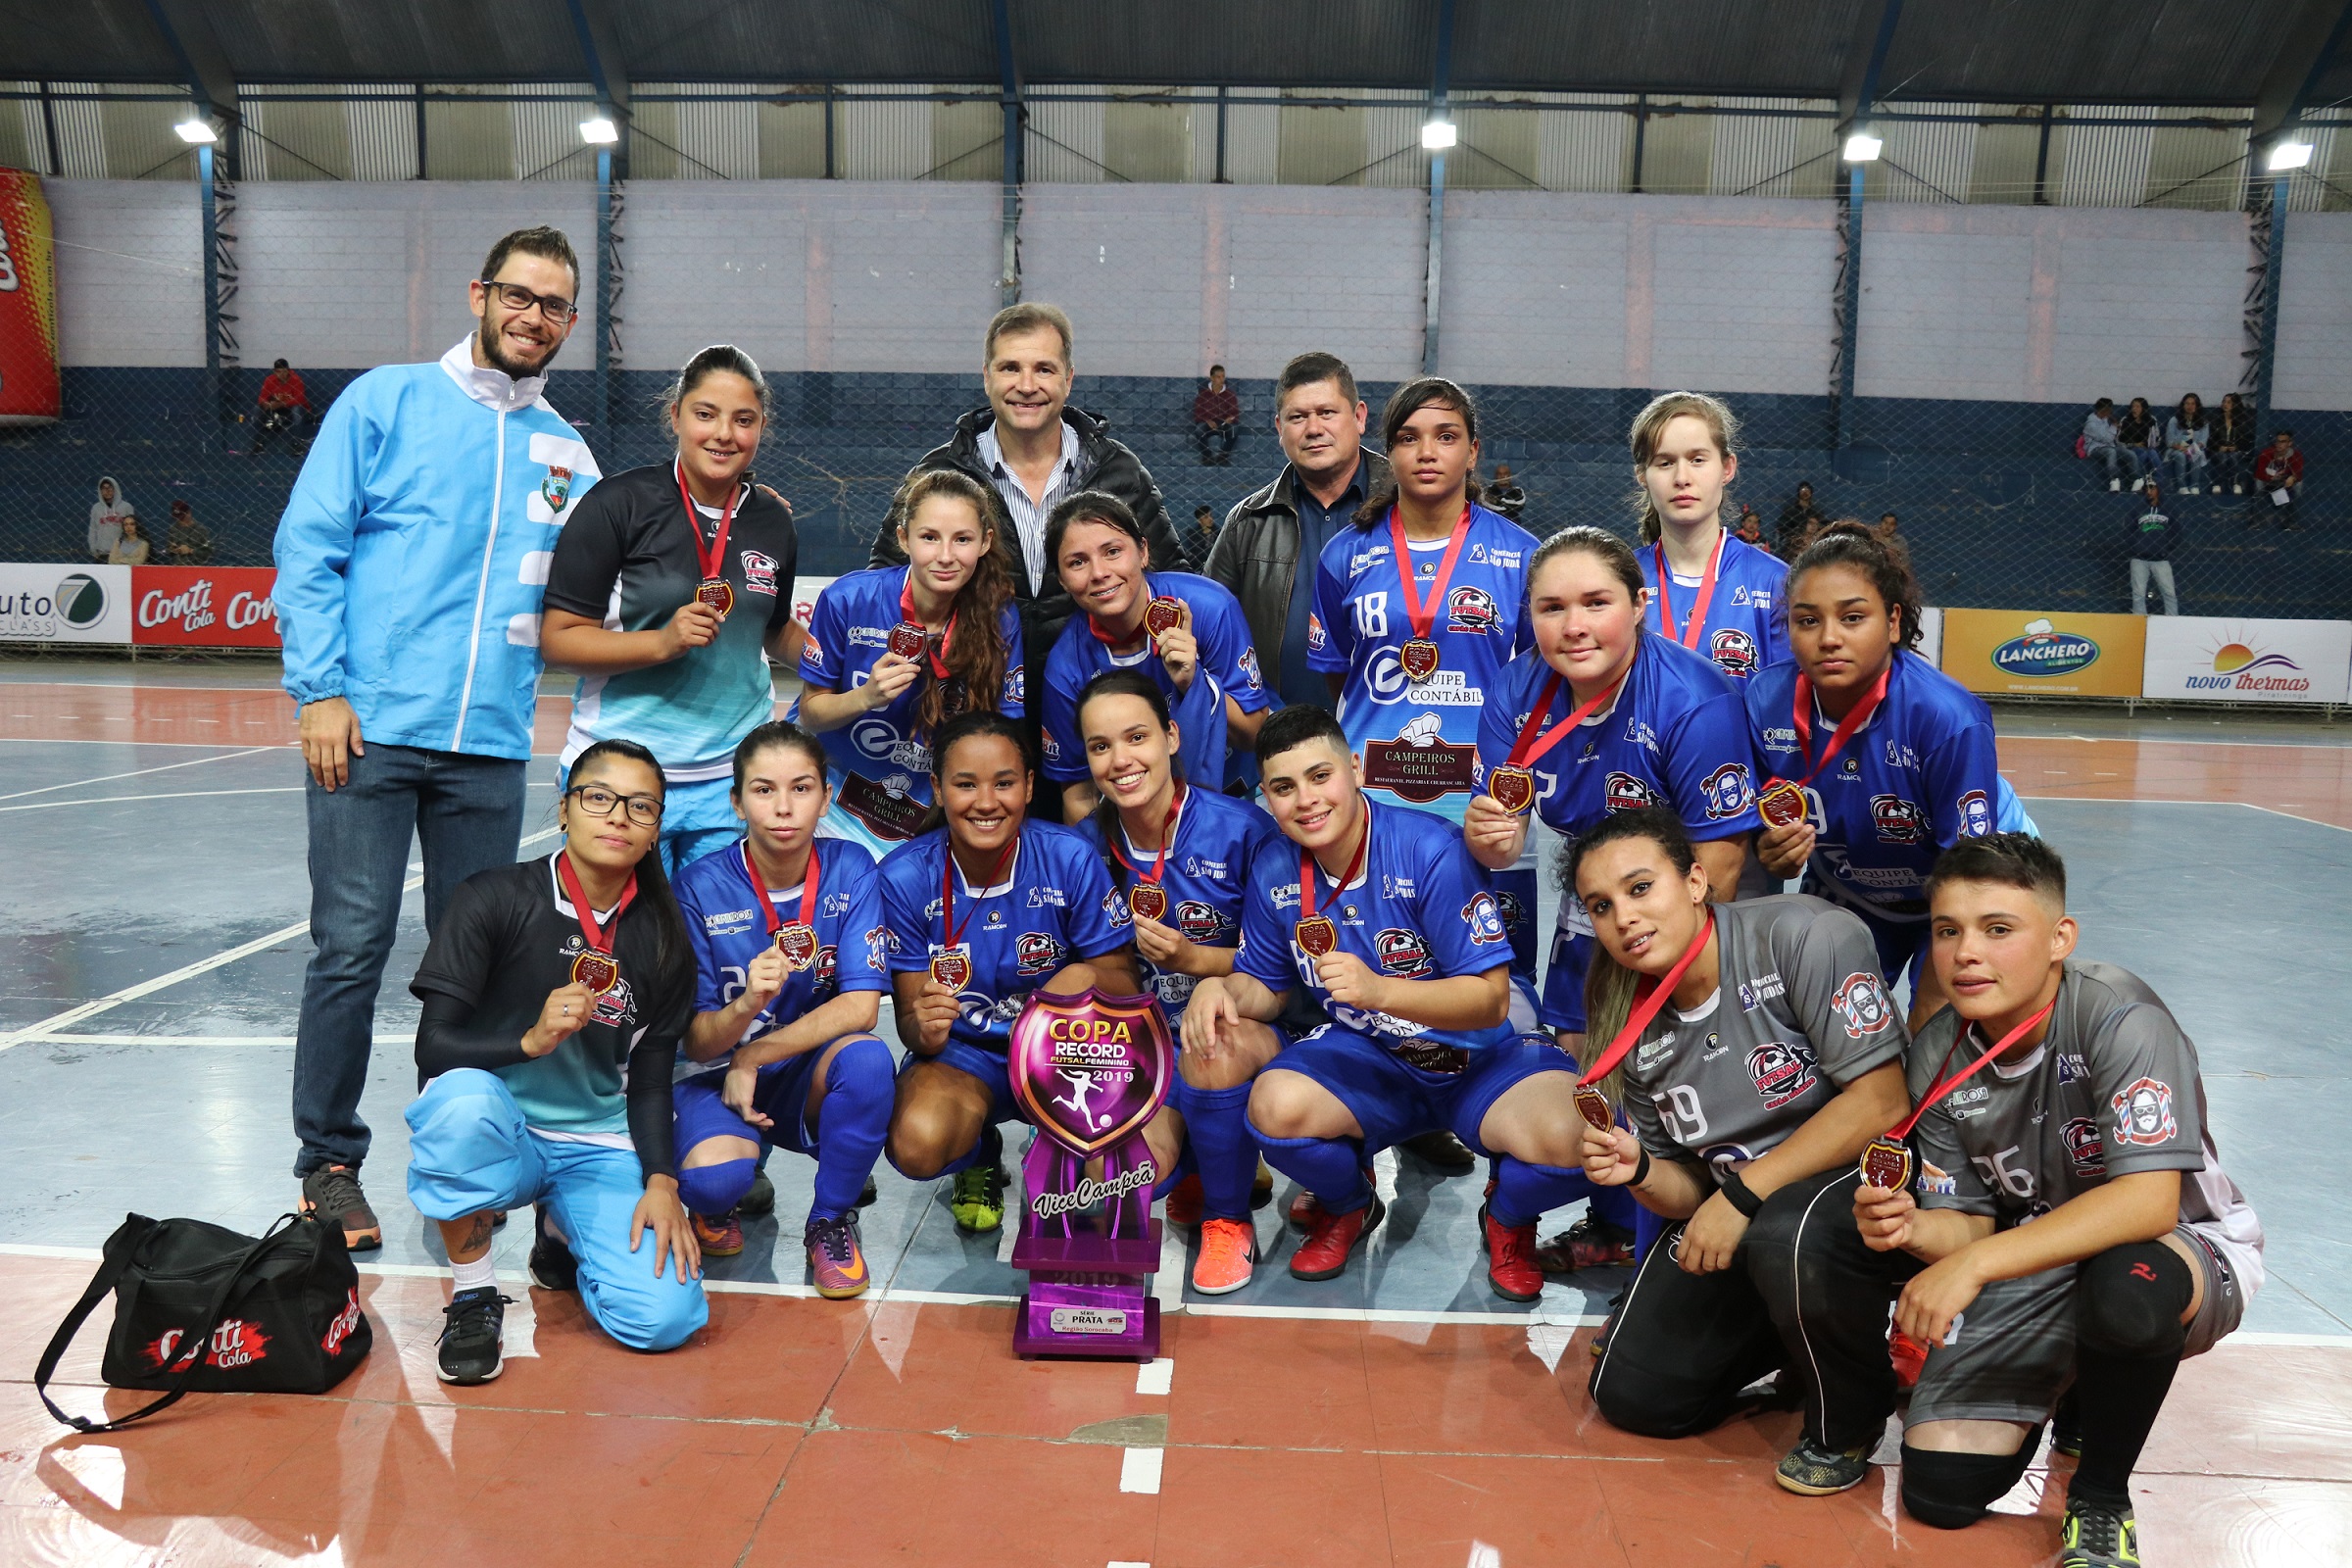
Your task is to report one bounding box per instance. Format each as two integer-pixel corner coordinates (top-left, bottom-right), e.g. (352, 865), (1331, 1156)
(1080, 785), (1280, 1025)
(878, 820), (1130, 1057)
(1307, 504), (1537, 824)
(1039, 570), (1268, 791)
(1234, 801), (1516, 1060)
(795, 565), (1026, 849)
(671, 838), (890, 1078)
(1744, 649), (2001, 926)
(1638, 531), (1789, 682)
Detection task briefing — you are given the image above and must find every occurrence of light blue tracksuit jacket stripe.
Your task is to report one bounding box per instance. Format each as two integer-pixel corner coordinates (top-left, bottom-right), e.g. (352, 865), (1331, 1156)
(273, 345), (603, 761)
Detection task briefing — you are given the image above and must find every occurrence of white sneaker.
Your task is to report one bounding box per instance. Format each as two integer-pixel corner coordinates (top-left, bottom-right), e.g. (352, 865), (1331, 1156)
(2109, 478), (2121, 491)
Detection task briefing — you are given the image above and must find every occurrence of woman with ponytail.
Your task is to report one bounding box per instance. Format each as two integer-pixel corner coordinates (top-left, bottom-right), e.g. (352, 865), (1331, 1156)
(797, 469), (1025, 856)
(1628, 391), (1788, 683)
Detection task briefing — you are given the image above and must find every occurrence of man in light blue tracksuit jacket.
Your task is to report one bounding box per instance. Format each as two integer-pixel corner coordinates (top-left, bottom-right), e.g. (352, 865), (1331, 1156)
(273, 225), (603, 1248)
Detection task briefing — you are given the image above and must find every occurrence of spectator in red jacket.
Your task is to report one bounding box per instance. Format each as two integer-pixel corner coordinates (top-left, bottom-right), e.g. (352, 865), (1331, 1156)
(2253, 430), (2304, 531)
(255, 359), (312, 456)
(1192, 365), (1241, 466)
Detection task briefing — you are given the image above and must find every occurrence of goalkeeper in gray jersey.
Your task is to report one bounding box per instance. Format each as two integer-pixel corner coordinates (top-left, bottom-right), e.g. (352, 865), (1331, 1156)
(1848, 833), (2260, 1568)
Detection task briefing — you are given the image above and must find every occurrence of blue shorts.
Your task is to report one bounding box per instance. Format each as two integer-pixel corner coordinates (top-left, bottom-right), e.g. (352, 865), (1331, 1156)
(405, 1069), (708, 1352)
(1540, 927), (1595, 1034)
(1271, 1025), (1574, 1155)
(673, 1053), (825, 1158)
(557, 763), (740, 877)
(902, 1038), (1021, 1126)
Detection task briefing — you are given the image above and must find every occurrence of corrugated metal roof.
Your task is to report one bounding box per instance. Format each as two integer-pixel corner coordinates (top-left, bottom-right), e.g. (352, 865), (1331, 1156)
(1451, 2), (1862, 96)
(1879, 0), (2294, 107)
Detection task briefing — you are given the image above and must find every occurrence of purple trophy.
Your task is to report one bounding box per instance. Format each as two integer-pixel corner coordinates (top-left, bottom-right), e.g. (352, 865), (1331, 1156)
(1006, 987), (1174, 1359)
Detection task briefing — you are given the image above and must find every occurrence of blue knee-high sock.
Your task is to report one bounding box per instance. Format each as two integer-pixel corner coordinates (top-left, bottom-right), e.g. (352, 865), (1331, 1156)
(1588, 1183), (1640, 1234)
(1256, 1133), (1370, 1216)
(1149, 1142), (1197, 1203)
(1177, 1080), (1258, 1222)
(809, 1036), (894, 1222)
(678, 1157), (758, 1218)
(1491, 1157), (1594, 1229)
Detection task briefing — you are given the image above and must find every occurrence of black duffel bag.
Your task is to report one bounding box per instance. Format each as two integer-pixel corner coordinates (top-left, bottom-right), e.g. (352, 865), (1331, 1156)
(35, 1211), (372, 1433)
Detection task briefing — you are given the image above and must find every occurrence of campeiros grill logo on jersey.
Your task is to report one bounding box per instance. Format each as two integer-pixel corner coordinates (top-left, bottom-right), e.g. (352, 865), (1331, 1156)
(1990, 617), (2099, 678)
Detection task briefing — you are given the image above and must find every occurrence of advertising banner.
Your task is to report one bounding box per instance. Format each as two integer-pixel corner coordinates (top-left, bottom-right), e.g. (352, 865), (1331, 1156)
(1937, 609), (2147, 698)
(129, 566), (281, 648)
(0, 564), (130, 643)
(0, 169), (60, 424)
(791, 575), (834, 628)
(2141, 616), (2350, 705)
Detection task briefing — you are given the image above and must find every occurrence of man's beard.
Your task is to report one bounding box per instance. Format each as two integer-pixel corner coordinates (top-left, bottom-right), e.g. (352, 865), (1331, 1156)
(477, 316), (559, 380)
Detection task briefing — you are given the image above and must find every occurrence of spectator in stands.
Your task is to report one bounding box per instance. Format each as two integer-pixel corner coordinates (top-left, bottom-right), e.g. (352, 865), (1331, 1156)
(2116, 397), (2160, 481)
(868, 303), (1186, 683)
(163, 499), (213, 564)
(1733, 503), (1764, 546)
(1876, 511), (1900, 543)
(1775, 481), (1826, 560)
(1186, 503), (1220, 569)
(2209, 392), (2254, 495)
(1192, 365), (1241, 466)
(2164, 394), (2210, 495)
(108, 514), (151, 565)
(88, 476), (133, 562)
(1486, 462), (1528, 521)
(2126, 478), (2179, 615)
(2082, 397), (2128, 490)
(255, 359), (312, 456)
(2254, 429), (2304, 531)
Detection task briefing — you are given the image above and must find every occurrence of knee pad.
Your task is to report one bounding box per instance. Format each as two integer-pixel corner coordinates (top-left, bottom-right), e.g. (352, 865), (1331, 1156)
(1899, 1435), (2040, 1530)
(676, 1157), (757, 1217)
(2077, 1241), (2191, 1358)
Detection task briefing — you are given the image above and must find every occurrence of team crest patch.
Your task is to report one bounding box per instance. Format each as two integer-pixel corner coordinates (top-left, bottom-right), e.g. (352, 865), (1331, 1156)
(1957, 788), (1993, 838)
(1239, 646), (1263, 689)
(1015, 931), (1066, 978)
(1871, 793), (1929, 845)
(1494, 889), (1525, 933)
(1710, 627), (1759, 679)
(1102, 889), (1132, 928)
(2063, 1116), (2107, 1175)
(1604, 771), (1660, 812)
(1175, 900), (1221, 941)
(1461, 891), (1506, 946)
(541, 466), (573, 513)
(2110, 1076), (2178, 1147)
(1700, 761), (1754, 820)
(1832, 972), (1893, 1038)
(1376, 927), (1436, 976)
(1745, 1039), (1821, 1108)
(1446, 584), (1500, 635)
(740, 549), (780, 597)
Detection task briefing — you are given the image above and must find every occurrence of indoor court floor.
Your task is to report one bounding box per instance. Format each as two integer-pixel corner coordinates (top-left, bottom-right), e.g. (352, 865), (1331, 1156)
(1, 655), (2348, 1567)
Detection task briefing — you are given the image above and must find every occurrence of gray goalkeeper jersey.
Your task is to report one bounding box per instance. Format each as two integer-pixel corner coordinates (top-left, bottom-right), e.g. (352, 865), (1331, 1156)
(1906, 959), (2264, 1289)
(1621, 894), (1909, 1185)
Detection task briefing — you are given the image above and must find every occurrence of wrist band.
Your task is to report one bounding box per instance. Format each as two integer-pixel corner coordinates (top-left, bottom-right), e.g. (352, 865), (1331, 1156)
(1720, 1169), (1764, 1218)
(1630, 1149), (1652, 1189)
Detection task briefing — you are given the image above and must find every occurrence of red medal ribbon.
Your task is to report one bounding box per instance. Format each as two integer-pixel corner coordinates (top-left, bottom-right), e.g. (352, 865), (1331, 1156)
(1109, 781), (1187, 893)
(1576, 910), (1715, 1088)
(1652, 530), (1725, 650)
(1386, 503), (1474, 646)
(1886, 996), (2060, 1142)
(898, 574), (958, 680)
(556, 851), (638, 961)
(675, 460), (742, 589)
(1785, 662), (1892, 788)
(741, 841), (821, 938)
(1297, 804), (1374, 932)
(1503, 666), (1630, 775)
(1085, 573), (1159, 657)
(941, 833), (1021, 956)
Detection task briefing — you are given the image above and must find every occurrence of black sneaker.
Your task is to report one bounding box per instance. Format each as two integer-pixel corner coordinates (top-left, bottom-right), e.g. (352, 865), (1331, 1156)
(2060, 1495), (2139, 1567)
(437, 1287), (509, 1385)
(858, 1174), (880, 1208)
(300, 1164), (382, 1251)
(1775, 1437), (1872, 1495)
(739, 1168), (777, 1217)
(1399, 1129), (1478, 1173)
(528, 1206), (578, 1294)
(2051, 1394), (2082, 1458)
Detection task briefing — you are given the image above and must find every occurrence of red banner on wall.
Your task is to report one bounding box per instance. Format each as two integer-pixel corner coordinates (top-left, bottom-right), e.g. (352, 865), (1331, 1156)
(0, 169), (60, 425)
(130, 566), (281, 647)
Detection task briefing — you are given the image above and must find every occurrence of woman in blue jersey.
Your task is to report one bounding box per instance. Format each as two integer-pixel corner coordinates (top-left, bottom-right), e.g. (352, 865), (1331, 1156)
(1631, 391), (1789, 684)
(541, 345), (802, 872)
(1041, 490), (1270, 821)
(1464, 525), (1760, 1271)
(1076, 669), (1281, 1294)
(1310, 377), (1542, 973)
(667, 721), (895, 1298)
(1744, 523), (2003, 1025)
(797, 470), (1025, 858)
(879, 710), (1141, 1234)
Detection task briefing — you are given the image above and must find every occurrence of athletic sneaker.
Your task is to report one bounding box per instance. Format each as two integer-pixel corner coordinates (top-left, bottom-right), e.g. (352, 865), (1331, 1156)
(1193, 1217), (1258, 1295)
(1251, 1158), (1274, 1210)
(739, 1169), (777, 1217)
(1165, 1173), (1205, 1230)
(300, 1164), (382, 1252)
(1775, 1438), (1872, 1495)
(859, 1174), (880, 1208)
(951, 1139), (1007, 1233)
(1289, 1193), (1386, 1281)
(1480, 1203), (1544, 1302)
(1535, 1212), (1635, 1273)
(1400, 1129), (1477, 1174)
(2051, 1393), (2083, 1458)
(693, 1208), (746, 1257)
(1890, 1325), (1929, 1391)
(1287, 1167), (1375, 1229)
(528, 1207), (578, 1294)
(2060, 1497), (2139, 1568)
(436, 1287), (509, 1385)
(805, 1213), (871, 1299)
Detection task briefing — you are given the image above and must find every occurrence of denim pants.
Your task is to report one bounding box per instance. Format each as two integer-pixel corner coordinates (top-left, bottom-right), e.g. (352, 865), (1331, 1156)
(293, 743), (525, 1176)
(2130, 558), (2178, 615)
(2164, 451), (2208, 491)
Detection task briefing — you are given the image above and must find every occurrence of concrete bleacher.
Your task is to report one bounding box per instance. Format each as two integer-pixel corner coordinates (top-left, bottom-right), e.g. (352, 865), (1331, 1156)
(3, 368), (2344, 620)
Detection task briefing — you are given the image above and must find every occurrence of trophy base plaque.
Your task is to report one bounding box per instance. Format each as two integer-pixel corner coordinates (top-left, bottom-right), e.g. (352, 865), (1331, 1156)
(1013, 1289), (1161, 1360)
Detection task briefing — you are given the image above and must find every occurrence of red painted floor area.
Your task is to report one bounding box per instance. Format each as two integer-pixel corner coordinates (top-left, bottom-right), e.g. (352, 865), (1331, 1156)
(0, 683), (575, 755)
(5, 1256), (2347, 1567)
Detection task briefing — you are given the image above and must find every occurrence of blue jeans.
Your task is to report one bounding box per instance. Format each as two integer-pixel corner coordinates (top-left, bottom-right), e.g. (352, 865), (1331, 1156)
(293, 743), (525, 1177)
(2212, 449), (2249, 492)
(2165, 452), (2208, 491)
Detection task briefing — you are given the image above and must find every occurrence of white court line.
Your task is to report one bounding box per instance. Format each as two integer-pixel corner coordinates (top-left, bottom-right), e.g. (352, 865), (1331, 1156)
(1136, 1357), (1173, 1396)
(0, 825), (564, 1051)
(0, 744), (277, 802)
(0, 736), (295, 749)
(0, 785), (304, 812)
(1117, 1446), (1162, 1494)
(2019, 794), (2352, 834)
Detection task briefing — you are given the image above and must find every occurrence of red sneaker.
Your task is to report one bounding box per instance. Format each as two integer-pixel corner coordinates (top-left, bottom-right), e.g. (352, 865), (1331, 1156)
(1481, 1203), (1544, 1302)
(1889, 1325), (1929, 1391)
(1164, 1173), (1204, 1230)
(1286, 1166), (1375, 1229)
(1534, 1212), (1635, 1273)
(1288, 1194), (1385, 1281)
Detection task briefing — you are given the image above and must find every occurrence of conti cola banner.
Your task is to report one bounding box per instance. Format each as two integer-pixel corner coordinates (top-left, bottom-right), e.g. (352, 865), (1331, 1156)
(0, 169), (60, 424)
(0, 566), (279, 647)
(1938, 609), (2148, 698)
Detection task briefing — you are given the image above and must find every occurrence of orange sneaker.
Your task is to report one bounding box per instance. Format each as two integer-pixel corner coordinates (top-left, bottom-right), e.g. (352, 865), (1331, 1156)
(1192, 1217), (1259, 1295)
(1889, 1325), (1929, 1391)
(692, 1208), (744, 1257)
(1165, 1173), (1204, 1230)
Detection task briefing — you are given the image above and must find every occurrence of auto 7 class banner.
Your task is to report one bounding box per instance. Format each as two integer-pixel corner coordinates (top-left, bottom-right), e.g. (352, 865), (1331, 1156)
(0, 168), (61, 424)
(130, 566), (281, 648)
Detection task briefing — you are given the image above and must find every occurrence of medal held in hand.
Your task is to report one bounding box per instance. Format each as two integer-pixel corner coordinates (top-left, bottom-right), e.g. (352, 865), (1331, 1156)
(1294, 810), (1370, 962)
(1757, 779), (1808, 828)
(570, 952), (619, 995)
(1486, 764), (1536, 816)
(1573, 1083), (1615, 1131)
(1761, 664), (1891, 829)
(1860, 995), (2059, 1189)
(1860, 1136), (1913, 1192)
(1568, 908), (1717, 1137)
(774, 922), (817, 970)
(556, 851), (637, 998)
(929, 948), (971, 990)
(675, 461), (743, 622)
(932, 835), (1016, 995)
(1144, 596), (1184, 641)
(742, 843), (821, 974)
(1126, 881), (1166, 922)
(696, 578), (735, 616)
(887, 621), (927, 661)
(1488, 669), (1625, 818)
(1386, 505), (1474, 686)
